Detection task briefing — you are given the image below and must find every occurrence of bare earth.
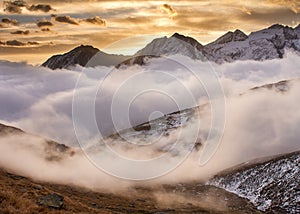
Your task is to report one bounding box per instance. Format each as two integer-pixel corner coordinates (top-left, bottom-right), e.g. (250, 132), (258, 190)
(0, 168), (261, 214)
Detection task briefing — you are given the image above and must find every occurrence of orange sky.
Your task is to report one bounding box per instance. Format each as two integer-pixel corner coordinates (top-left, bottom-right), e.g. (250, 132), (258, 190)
(0, 0), (299, 64)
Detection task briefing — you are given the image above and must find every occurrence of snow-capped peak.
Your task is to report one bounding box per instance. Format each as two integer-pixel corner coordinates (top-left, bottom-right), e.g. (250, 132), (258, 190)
(209, 29), (248, 45)
(134, 33), (204, 60)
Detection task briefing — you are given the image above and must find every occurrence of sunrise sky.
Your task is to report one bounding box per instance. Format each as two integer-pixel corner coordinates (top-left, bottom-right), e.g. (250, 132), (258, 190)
(0, 0), (299, 64)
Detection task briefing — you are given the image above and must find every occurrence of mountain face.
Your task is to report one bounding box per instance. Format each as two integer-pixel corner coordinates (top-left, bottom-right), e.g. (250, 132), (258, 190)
(209, 151), (300, 213)
(42, 45), (99, 69)
(42, 24), (300, 69)
(134, 33), (205, 60)
(204, 24), (300, 63)
(42, 45), (130, 69)
(135, 24), (300, 64)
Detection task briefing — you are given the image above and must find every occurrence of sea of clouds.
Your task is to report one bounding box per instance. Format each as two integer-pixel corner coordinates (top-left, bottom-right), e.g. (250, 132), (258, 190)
(0, 51), (299, 187)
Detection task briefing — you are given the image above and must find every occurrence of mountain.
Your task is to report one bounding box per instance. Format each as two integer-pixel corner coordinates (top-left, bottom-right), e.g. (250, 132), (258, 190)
(42, 24), (300, 69)
(42, 45), (99, 69)
(204, 24), (300, 63)
(0, 123), (72, 159)
(42, 45), (130, 69)
(134, 32), (204, 60)
(209, 151), (300, 213)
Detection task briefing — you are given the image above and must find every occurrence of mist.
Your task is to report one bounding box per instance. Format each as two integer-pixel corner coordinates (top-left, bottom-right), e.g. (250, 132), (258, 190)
(0, 51), (300, 188)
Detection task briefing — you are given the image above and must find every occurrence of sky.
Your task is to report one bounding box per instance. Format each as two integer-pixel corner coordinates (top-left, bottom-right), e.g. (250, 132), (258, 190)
(0, 0), (299, 64)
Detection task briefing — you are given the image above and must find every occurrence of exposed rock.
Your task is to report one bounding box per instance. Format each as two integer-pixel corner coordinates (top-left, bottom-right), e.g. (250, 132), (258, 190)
(42, 45), (99, 69)
(37, 193), (64, 209)
(171, 32), (203, 51)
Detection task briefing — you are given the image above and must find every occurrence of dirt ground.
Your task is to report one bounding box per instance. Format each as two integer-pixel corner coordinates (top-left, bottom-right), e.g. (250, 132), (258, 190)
(0, 168), (262, 214)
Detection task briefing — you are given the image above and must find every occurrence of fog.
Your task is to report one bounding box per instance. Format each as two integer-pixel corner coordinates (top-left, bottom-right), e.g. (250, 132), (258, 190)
(0, 51), (299, 187)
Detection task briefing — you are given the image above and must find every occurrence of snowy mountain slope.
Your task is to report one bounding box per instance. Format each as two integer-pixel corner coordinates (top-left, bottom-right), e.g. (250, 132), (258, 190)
(134, 33), (205, 60)
(132, 24), (300, 64)
(203, 24), (300, 63)
(209, 151), (300, 213)
(101, 106), (203, 157)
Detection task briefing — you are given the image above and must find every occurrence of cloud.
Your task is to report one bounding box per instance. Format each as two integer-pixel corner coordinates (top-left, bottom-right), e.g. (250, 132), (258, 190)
(37, 19), (54, 28)
(3, 4), (22, 14)
(41, 28), (51, 32)
(0, 53), (300, 185)
(54, 15), (79, 25)
(0, 18), (19, 28)
(160, 4), (177, 17)
(27, 4), (54, 12)
(237, 8), (300, 27)
(4, 40), (25, 46)
(241, 6), (252, 15)
(266, 0), (299, 13)
(82, 16), (106, 26)
(3, 1), (55, 14)
(0, 40), (39, 46)
(10, 30), (30, 35)
(3, 0), (26, 14)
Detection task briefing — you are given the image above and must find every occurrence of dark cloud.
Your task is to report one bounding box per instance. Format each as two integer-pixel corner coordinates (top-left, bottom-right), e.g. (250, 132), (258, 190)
(37, 20), (54, 28)
(0, 40), (39, 46)
(160, 3), (177, 17)
(82, 16), (106, 26)
(1, 18), (19, 27)
(41, 28), (51, 32)
(54, 15), (79, 25)
(27, 41), (39, 45)
(27, 4), (54, 13)
(4, 40), (26, 46)
(10, 30), (30, 35)
(3, 0), (26, 14)
(3, 1), (54, 14)
(3, 4), (22, 14)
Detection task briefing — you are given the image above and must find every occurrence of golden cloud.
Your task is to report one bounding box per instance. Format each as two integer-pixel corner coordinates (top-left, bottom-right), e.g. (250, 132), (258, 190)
(160, 4), (177, 17)
(82, 16), (106, 26)
(267, 0), (299, 13)
(54, 15), (79, 25)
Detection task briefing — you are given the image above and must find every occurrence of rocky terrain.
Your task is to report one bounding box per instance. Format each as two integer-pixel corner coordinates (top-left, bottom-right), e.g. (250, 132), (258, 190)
(0, 167), (262, 214)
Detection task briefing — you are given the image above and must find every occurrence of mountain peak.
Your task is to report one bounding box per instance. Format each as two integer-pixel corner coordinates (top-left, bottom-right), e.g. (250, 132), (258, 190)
(268, 24), (285, 29)
(171, 32), (203, 50)
(42, 45), (99, 69)
(73, 45), (99, 53)
(212, 29), (248, 45)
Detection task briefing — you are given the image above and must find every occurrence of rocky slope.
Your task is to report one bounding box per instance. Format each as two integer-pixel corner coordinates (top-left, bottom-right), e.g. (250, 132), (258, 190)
(209, 151), (300, 213)
(42, 45), (129, 69)
(42, 45), (99, 69)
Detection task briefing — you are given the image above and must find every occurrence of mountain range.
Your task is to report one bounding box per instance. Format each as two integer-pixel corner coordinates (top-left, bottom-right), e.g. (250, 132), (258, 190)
(42, 24), (300, 69)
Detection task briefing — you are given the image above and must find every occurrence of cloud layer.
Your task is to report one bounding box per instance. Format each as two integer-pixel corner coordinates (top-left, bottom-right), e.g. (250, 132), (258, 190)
(0, 53), (299, 186)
